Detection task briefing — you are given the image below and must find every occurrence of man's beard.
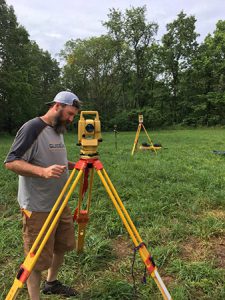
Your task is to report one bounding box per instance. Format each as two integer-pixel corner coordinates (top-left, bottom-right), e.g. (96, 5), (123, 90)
(53, 111), (68, 134)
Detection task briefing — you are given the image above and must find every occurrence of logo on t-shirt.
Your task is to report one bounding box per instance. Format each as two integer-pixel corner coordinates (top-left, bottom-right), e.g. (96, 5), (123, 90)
(49, 143), (65, 150)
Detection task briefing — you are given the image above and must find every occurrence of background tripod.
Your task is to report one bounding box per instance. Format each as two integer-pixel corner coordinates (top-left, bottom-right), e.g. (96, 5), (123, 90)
(131, 115), (161, 156)
(6, 111), (172, 300)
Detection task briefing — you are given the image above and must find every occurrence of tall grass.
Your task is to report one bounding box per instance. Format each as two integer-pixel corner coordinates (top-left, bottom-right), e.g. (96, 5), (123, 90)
(0, 128), (225, 299)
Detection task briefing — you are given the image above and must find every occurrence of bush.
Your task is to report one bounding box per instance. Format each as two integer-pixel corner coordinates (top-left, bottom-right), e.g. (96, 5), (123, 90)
(106, 107), (166, 131)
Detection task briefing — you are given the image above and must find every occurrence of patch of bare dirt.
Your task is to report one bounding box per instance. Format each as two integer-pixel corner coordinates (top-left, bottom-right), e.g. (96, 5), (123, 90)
(109, 235), (141, 276)
(162, 275), (174, 285)
(206, 209), (225, 219)
(180, 235), (225, 268)
(111, 235), (133, 260)
(110, 236), (174, 286)
(208, 236), (225, 268)
(180, 237), (209, 261)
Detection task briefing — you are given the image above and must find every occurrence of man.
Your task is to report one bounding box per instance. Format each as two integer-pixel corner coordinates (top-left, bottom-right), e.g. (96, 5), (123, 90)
(4, 91), (81, 300)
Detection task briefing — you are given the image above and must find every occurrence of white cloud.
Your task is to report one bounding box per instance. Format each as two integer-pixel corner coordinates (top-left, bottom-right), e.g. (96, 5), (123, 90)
(45, 33), (62, 39)
(5, 0), (225, 59)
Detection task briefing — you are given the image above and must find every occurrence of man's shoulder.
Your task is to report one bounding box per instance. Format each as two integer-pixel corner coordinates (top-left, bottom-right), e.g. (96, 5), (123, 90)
(4, 118), (49, 163)
(19, 117), (48, 137)
(22, 117), (47, 130)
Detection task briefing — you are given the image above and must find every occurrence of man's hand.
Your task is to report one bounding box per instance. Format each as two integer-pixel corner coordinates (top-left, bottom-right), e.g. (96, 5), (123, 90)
(42, 165), (67, 179)
(5, 160), (67, 179)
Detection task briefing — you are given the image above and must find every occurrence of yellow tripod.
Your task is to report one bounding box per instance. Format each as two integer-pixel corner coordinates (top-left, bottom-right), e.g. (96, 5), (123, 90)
(6, 111), (172, 300)
(131, 115), (161, 156)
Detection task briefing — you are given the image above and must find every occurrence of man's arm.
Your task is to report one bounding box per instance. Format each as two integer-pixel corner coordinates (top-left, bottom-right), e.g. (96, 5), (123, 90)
(5, 160), (66, 179)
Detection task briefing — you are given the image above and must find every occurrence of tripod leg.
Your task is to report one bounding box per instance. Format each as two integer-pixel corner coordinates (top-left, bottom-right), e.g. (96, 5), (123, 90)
(75, 167), (94, 252)
(96, 168), (172, 300)
(87, 167), (94, 212)
(142, 124), (157, 155)
(131, 124), (141, 156)
(6, 169), (83, 300)
(102, 169), (142, 242)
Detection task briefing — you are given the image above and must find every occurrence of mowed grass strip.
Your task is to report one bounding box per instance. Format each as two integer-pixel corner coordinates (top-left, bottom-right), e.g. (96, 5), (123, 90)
(0, 128), (225, 299)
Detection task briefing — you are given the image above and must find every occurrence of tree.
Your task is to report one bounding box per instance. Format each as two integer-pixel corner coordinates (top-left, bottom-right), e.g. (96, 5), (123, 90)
(161, 11), (199, 123)
(103, 8), (131, 110)
(60, 36), (119, 123)
(185, 20), (225, 125)
(103, 6), (158, 109)
(0, 0), (31, 132)
(124, 6), (158, 108)
(0, 0), (61, 132)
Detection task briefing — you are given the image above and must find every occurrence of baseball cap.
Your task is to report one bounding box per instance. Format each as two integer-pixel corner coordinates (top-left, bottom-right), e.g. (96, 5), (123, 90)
(46, 91), (81, 109)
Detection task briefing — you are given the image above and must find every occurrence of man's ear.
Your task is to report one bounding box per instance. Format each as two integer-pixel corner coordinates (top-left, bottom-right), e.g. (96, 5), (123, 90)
(54, 103), (62, 111)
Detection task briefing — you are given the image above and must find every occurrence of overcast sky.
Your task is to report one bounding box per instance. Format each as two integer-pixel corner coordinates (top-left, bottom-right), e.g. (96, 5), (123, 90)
(6, 0), (225, 61)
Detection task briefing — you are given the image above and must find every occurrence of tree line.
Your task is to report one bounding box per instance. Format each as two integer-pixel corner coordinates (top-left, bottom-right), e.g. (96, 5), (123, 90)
(1, 0), (225, 132)
(0, 0), (61, 133)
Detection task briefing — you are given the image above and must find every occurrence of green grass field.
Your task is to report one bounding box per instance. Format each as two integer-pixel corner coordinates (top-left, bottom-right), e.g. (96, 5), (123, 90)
(1, 129), (225, 299)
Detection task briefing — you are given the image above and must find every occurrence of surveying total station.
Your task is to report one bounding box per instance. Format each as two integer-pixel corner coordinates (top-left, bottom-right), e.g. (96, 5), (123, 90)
(131, 114), (162, 155)
(77, 111), (102, 157)
(6, 111), (172, 300)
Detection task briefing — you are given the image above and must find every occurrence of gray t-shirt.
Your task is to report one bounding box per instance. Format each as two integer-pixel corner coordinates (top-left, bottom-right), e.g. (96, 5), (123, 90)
(4, 117), (69, 212)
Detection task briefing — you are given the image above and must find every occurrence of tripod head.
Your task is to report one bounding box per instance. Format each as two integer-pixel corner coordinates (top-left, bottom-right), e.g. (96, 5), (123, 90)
(77, 111), (102, 158)
(139, 114), (143, 124)
(113, 124), (118, 134)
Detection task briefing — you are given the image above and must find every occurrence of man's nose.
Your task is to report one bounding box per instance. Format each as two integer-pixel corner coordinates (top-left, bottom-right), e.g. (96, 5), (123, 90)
(68, 116), (74, 123)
